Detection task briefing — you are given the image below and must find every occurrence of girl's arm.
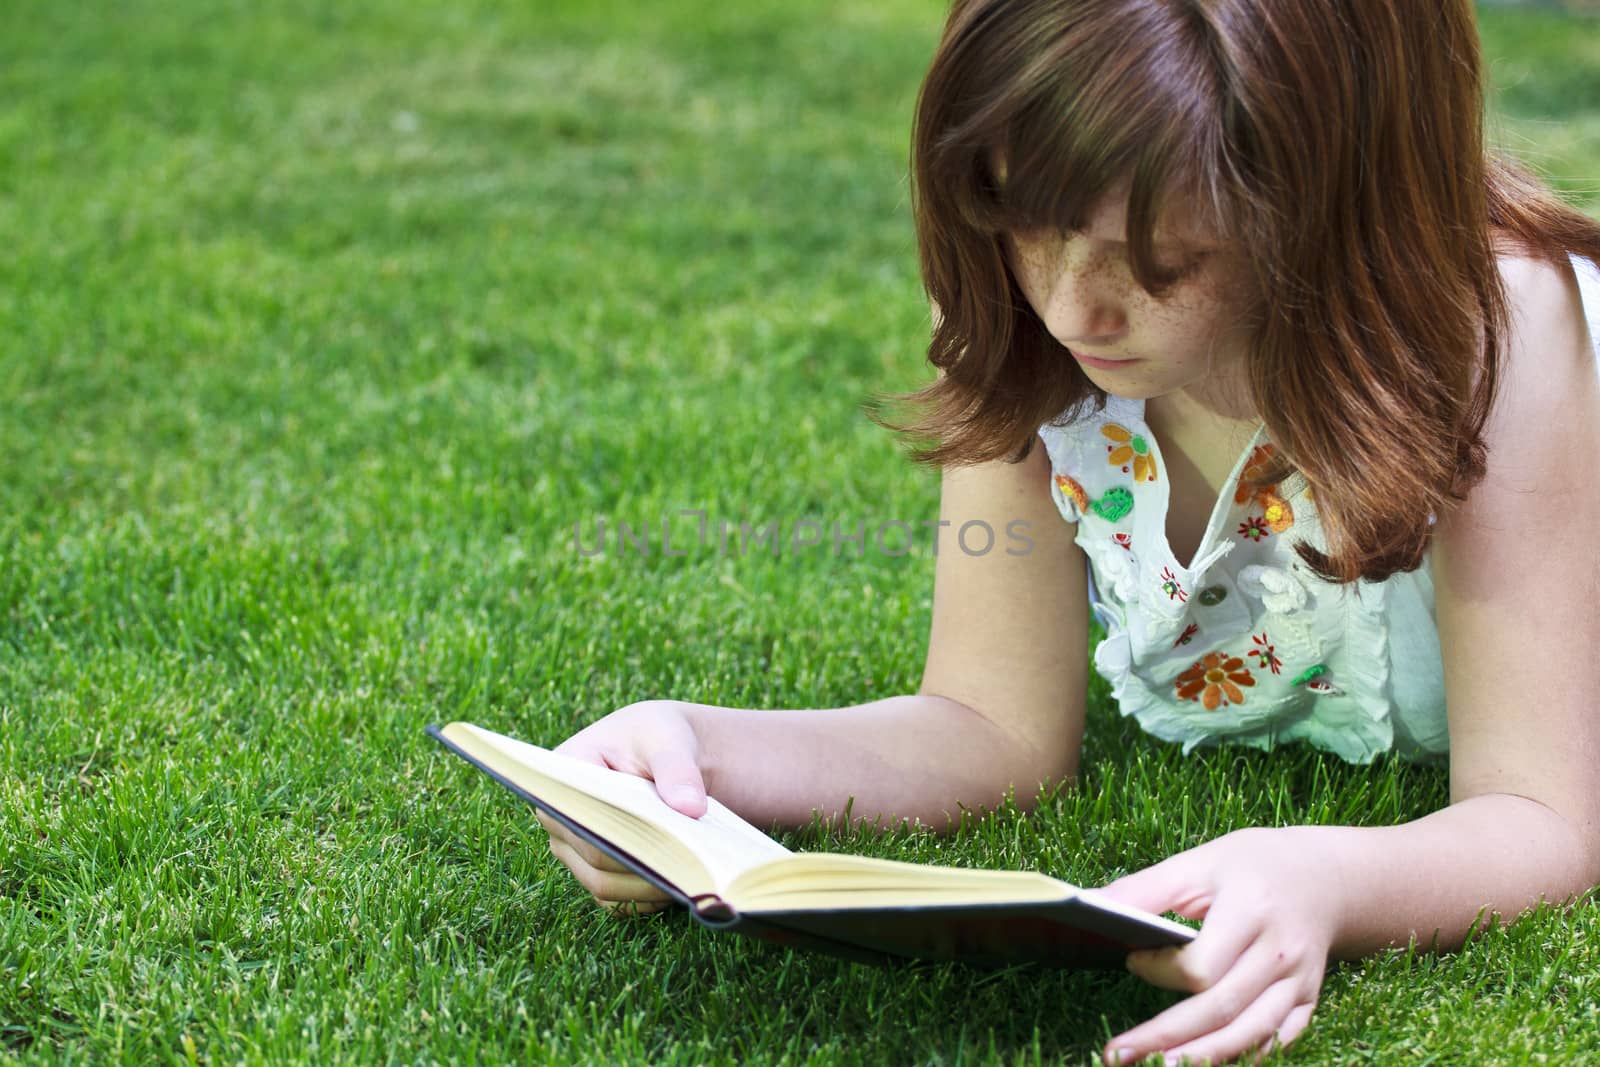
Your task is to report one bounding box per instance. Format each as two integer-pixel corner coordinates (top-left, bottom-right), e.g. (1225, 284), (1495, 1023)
(686, 441), (1090, 831)
(1098, 252), (1600, 1066)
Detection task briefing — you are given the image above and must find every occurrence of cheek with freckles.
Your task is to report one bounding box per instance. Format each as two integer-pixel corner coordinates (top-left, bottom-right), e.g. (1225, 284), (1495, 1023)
(1101, 265), (1254, 396)
(1005, 232), (1137, 322)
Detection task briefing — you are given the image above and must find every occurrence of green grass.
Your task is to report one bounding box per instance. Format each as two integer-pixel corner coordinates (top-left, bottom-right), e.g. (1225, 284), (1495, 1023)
(2, 1), (1598, 1064)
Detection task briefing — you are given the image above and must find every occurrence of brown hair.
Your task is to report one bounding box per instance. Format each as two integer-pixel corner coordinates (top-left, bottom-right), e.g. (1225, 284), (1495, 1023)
(871, 0), (1600, 582)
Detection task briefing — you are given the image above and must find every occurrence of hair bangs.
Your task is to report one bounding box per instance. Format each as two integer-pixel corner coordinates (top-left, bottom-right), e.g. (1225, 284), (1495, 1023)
(917, 0), (1234, 295)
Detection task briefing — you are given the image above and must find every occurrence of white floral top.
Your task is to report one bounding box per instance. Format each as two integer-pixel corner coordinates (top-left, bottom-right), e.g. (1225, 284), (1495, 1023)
(1037, 254), (1600, 765)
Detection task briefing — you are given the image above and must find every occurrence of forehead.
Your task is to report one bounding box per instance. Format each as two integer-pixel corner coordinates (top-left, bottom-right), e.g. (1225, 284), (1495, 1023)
(1080, 188), (1218, 247)
(989, 151), (1219, 247)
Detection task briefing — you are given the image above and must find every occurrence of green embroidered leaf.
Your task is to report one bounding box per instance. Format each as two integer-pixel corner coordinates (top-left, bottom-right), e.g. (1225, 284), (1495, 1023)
(1290, 663), (1329, 687)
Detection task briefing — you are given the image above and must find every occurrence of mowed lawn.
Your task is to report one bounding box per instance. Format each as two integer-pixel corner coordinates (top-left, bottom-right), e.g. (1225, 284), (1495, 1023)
(2, 1), (1598, 1064)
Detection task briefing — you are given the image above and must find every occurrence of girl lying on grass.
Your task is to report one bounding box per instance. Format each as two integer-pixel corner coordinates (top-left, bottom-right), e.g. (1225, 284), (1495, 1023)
(540, 1), (1600, 1062)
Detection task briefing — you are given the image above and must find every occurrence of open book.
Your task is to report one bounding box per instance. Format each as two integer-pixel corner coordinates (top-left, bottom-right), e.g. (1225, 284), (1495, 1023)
(428, 721), (1197, 969)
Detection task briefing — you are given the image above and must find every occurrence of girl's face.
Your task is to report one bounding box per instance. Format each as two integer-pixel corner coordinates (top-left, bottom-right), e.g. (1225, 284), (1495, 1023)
(1001, 188), (1255, 408)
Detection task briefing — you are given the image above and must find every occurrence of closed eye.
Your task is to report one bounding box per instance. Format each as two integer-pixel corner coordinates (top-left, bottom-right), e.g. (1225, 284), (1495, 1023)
(1070, 229), (1215, 268)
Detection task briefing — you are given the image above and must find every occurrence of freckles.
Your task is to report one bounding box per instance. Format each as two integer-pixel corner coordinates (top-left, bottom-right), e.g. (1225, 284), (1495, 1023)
(1086, 248), (1133, 291)
(1147, 282), (1227, 333)
(1128, 288), (1183, 330)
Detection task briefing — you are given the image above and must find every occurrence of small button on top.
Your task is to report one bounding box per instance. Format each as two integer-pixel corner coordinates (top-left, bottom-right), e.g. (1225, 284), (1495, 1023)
(1196, 585), (1227, 606)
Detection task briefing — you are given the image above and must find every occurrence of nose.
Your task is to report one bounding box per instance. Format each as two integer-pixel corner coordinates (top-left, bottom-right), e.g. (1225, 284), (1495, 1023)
(1038, 241), (1128, 347)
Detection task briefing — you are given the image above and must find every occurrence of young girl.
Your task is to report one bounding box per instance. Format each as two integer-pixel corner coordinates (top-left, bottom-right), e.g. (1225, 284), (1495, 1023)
(541, 1), (1600, 1062)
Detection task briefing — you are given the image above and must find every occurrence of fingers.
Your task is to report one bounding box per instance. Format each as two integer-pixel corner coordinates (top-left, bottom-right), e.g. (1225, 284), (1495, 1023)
(551, 732), (616, 769)
(1120, 855), (1302, 992)
(1124, 898), (1260, 996)
(1158, 977), (1316, 1066)
(647, 748), (708, 818)
(1110, 941), (1264, 1058)
(540, 820), (636, 877)
(534, 703), (708, 914)
(535, 811), (630, 871)
(1255, 1002), (1315, 1064)
(539, 807), (673, 908)
(547, 836), (673, 908)
(1114, 945), (1284, 1052)
(1099, 864), (1184, 916)
(1100, 854), (1217, 922)
(1108, 925), (1325, 1066)
(550, 704), (708, 818)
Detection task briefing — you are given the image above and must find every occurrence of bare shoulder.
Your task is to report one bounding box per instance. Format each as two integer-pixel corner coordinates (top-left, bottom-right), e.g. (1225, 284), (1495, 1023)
(1478, 252), (1595, 443)
(1497, 251), (1592, 377)
(1441, 251), (1597, 532)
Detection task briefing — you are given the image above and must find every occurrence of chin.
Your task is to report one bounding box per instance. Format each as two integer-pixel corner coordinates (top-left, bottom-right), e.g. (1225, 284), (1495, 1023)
(1089, 377), (1166, 402)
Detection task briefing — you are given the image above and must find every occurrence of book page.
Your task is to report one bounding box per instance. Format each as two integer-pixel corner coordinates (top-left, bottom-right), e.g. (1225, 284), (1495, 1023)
(724, 855), (1197, 945)
(444, 724), (791, 889)
(724, 850), (1079, 910)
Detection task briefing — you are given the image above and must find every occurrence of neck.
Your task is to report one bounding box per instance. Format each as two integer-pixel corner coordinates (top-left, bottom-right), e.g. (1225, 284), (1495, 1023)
(1144, 365), (1259, 432)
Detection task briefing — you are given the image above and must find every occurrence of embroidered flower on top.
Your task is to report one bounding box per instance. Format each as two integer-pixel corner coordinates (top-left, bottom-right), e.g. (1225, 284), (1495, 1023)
(1159, 566), (1188, 602)
(1175, 651), (1256, 710)
(1250, 632), (1283, 674)
(1234, 444), (1295, 533)
(1259, 490), (1294, 533)
(1237, 515), (1270, 541)
(1054, 473), (1090, 514)
(1173, 622), (1199, 647)
(1103, 423), (1158, 483)
(1233, 445), (1278, 504)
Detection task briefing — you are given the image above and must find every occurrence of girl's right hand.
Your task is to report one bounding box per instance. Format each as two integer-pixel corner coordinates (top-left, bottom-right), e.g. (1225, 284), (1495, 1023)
(536, 700), (710, 916)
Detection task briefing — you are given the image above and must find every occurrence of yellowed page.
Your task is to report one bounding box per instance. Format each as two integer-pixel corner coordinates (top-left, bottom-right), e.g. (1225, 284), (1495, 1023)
(722, 851), (1080, 911)
(722, 854), (1199, 940)
(440, 723), (791, 893)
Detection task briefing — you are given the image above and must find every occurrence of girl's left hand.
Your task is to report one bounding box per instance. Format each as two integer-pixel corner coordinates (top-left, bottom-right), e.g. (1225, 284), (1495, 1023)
(1094, 827), (1341, 1066)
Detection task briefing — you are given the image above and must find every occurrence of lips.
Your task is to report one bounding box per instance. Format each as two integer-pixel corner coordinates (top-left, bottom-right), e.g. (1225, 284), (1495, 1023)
(1071, 348), (1139, 368)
